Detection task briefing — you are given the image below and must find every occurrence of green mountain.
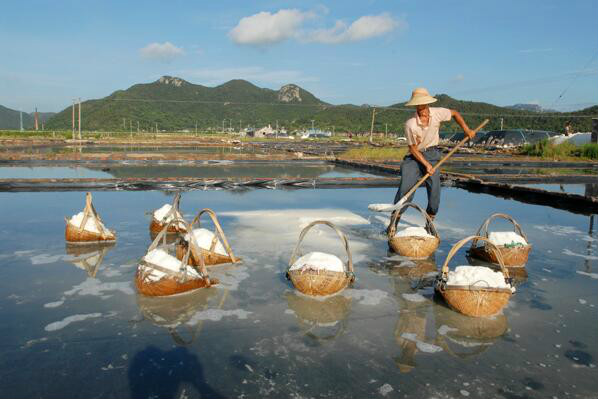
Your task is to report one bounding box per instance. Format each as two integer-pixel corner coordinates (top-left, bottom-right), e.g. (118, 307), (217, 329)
(44, 76), (597, 133)
(0, 105), (55, 130)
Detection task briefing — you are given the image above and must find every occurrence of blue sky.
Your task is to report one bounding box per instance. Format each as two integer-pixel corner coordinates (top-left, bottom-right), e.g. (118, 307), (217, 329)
(1, 0), (596, 112)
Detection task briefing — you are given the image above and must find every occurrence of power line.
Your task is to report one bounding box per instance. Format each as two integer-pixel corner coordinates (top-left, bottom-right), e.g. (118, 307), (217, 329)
(549, 52), (598, 110)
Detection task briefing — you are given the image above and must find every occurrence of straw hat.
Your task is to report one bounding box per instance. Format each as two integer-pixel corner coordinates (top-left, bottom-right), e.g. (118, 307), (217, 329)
(405, 88), (437, 106)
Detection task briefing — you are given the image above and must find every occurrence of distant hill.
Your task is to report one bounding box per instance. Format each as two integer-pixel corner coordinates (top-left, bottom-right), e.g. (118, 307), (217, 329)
(508, 103), (558, 113)
(0, 105), (55, 130)
(42, 77), (597, 133)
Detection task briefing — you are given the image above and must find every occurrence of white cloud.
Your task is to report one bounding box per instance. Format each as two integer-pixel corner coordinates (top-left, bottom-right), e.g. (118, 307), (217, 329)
(229, 9), (314, 46)
(451, 74), (465, 83)
(178, 66), (319, 86)
(305, 13), (404, 44)
(139, 42), (185, 62)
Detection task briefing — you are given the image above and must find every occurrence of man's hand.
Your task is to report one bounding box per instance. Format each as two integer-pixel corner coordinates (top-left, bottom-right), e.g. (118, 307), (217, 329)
(425, 163), (436, 176)
(465, 128), (475, 139)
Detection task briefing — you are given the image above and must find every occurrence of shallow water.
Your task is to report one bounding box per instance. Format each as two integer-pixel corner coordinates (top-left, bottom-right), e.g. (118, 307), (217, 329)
(0, 163), (377, 179)
(519, 183), (598, 197)
(0, 188), (596, 398)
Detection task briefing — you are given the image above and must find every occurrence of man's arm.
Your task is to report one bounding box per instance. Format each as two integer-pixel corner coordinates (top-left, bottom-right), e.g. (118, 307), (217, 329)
(450, 110), (475, 139)
(409, 144), (435, 175)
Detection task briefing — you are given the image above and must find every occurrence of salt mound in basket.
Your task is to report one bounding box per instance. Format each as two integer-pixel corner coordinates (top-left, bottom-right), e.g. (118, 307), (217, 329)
(149, 192), (187, 235)
(286, 220), (355, 297)
(435, 236), (514, 317)
(387, 203), (439, 258)
(469, 213), (531, 267)
(176, 209), (239, 266)
(65, 192), (116, 243)
(136, 220), (218, 297)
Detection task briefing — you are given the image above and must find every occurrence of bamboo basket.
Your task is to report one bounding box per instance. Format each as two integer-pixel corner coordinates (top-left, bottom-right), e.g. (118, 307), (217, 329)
(149, 192), (187, 235)
(387, 203), (440, 259)
(65, 192), (116, 243)
(435, 236), (513, 317)
(136, 220), (218, 297)
(65, 241), (115, 278)
(469, 213), (531, 268)
(286, 220), (355, 297)
(175, 208), (240, 266)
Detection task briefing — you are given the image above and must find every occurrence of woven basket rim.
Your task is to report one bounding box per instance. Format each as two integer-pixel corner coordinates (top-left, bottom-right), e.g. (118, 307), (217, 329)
(442, 284), (512, 294)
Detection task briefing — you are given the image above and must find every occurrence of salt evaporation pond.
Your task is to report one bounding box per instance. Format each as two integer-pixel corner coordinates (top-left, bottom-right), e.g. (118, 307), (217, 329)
(0, 187), (596, 398)
(0, 162), (376, 179)
(0, 145), (275, 155)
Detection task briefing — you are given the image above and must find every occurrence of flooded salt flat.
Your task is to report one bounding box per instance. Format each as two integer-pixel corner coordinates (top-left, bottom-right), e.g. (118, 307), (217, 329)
(518, 183), (598, 197)
(0, 163), (377, 179)
(0, 187), (596, 398)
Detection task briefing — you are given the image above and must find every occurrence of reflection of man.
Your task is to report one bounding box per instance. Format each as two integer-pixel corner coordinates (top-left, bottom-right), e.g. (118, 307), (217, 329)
(393, 88), (475, 221)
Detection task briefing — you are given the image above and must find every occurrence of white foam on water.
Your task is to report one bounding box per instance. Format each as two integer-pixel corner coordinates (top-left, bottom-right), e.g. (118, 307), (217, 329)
(44, 300), (64, 308)
(102, 268), (122, 278)
(44, 313), (102, 331)
(30, 254), (69, 265)
(578, 299), (587, 305)
(342, 289), (388, 305)
(402, 293), (426, 302)
(378, 383), (394, 396)
(64, 278), (134, 297)
(534, 225), (583, 236)
(187, 309), (252, 324)
(576, 271), (598, 279)
(210, 268), (250, 291)
(563, 248), (598, 260)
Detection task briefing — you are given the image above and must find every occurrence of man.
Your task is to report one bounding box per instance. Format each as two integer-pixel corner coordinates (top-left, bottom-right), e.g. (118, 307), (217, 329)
(564, 121), (572, 136)
(393, 88), (475, 222)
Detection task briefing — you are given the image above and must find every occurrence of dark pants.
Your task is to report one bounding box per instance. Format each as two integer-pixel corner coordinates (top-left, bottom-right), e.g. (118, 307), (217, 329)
(393, 148), (441, 216)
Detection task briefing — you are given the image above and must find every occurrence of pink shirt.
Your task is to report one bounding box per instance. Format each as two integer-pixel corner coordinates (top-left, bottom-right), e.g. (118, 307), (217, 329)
(405, 107), (452, 150)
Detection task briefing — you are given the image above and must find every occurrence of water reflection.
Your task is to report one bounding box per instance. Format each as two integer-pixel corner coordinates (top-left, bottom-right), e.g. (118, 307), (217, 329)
(434, 304), (508, 359)
(65, 242), (115, 277)
(136, 288), (219, 346)
(285, 292), (351, 342)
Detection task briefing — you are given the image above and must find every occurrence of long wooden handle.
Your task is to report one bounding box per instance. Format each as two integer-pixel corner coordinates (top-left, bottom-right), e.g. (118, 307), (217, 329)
(396, 119), (489, 207)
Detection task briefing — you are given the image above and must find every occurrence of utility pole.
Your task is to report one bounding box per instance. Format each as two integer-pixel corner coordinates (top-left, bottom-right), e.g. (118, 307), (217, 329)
(369, 107), (376, 144)
(137, 121), (140, 133)
(385, 123), (388, 138)
(78, 98), (81, 140)
(155, 122), (158, 133)
(311, 120), (315, 131)
(123, 118), (126, 130)
(239, 120), (242, 132)
(195, 121), (197, 134)
(34, 107), (39, 131)
(72, 100), (76, 139)
(19, 110), (23, 132)
(500, 117), (504, 130)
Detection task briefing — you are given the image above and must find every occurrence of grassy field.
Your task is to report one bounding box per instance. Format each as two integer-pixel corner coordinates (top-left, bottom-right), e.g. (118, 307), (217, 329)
(520, 139), (598, 160)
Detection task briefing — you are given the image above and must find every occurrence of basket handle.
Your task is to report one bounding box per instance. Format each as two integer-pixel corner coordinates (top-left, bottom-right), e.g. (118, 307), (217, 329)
(287, 220), (354, 276)
(190, 208), (238, 263)
(441, 235), (510, 280)
(81, 192), (112, 239)
(157, 192), (184, 223)
(147, 219), (211, 285)
(471, 213), (527, 249)
(387, 202), (439, 239)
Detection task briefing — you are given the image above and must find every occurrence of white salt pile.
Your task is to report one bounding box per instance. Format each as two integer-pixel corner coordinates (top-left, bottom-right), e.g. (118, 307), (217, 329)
(141, 248), (201, 282)
(69, 212), (106, 233)
(185, 228), (227, 255)
(289, 251), (344, 273)
(487, 231), (527, 247)
(153, 204), (186, 227)
(446, 266), (512, 290)
(368, 203), (394, 212)
(394, 226), (433, 238)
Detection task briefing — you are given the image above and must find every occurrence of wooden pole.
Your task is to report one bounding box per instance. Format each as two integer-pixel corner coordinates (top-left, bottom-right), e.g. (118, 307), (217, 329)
(369, 107), (376, 144)
(72, 100), (75, 139)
